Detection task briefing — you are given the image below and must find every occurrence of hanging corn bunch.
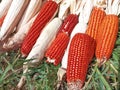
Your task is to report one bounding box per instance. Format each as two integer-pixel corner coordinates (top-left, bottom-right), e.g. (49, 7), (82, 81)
(45, 0), (79, 66)
(96, 0), (119, 65)
(56, 0), (94, 89)
(0, 0), (30, 41)
(3, 0), (42, 50)
(21, 0), (58, 57)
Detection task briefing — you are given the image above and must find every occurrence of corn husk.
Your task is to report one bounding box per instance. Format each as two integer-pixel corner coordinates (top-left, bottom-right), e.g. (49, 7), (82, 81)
(3, 14), (38, 50)
(0, 0), (30, 41)
(0, 0), (13, 18)
(17, 0), (42, 31)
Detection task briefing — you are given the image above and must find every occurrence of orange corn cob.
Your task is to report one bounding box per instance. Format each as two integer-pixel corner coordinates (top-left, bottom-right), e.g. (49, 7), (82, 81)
(0, 15), (5, 26)
(96, 15), (119, 64)
(67, 33), (95, 89)
(45, 14), (78, 65)
(86, 7), (106, 40)
(46, 32), (70, 65)
(21, 1), (58, 57)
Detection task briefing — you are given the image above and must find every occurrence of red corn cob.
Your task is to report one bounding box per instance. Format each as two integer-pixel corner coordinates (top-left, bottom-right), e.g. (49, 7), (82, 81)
(46, 32), (70, 65)
(21, 1), (58, 57)
(86, 7), (106, 40)
(45, 14), (78, 65)
(67, 33), (95, 89)
(58, 14), (78, 36)
(96, 15), (119, 65)
(0, 15), (5, 26)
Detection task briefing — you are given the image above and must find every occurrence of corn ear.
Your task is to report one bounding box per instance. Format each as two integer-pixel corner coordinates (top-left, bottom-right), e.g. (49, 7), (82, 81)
(67, 33), (95, 89)
(96, 15), (119, 65)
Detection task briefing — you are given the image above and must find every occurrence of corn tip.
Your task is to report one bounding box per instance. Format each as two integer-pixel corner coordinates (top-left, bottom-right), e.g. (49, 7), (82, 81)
(46, 57), (55, 63)
(97, 58), (107, 67)
(3, 40), (14, 49)
(67, 80), (83, 90)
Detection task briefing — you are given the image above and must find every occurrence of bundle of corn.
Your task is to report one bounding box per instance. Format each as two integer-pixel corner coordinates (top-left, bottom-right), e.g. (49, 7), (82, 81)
(24, 0), (71, 68)
(17, 0), (62, 89)
(0, 0), (119, 90)
(56, 0), (94, 89)
(45, 0), (80, 66)
(20, 0), (58, 57)
(45, 14), (78, 65)
(96, 0), (119, 65)
(25, 18), (62, 65)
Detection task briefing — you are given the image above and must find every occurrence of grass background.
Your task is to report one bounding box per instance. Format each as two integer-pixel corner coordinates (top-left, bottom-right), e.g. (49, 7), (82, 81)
(0, 0), (120, 89)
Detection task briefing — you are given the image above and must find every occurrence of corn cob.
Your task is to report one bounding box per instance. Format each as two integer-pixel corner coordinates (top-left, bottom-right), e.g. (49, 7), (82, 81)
(45, 14), (78, 65)
(96, 0), (119, 65)
(58, 14), (78, 36)
(96, 15), (119, 64)
(0, 0), (13, 18)
(67, 33), (95, 89)
(85, 7), (106, 40)
(21, 1), (58, 57)
(0, 0), (30, 41)
(17, 0), (42, 31)
(3, 14), (38, 50)
(46, 32), (70, 65)
(25, 17), (62, 66)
